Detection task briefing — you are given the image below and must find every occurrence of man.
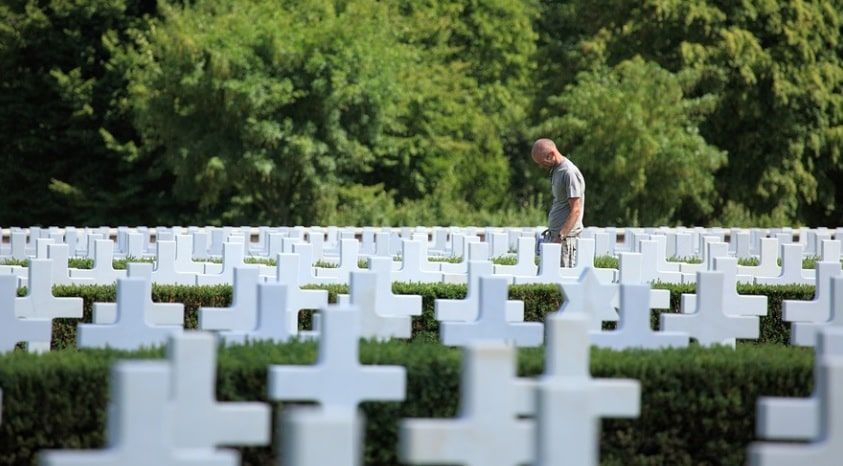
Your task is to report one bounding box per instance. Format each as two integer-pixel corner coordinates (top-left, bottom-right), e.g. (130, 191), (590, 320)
(531, 138), (585, 267)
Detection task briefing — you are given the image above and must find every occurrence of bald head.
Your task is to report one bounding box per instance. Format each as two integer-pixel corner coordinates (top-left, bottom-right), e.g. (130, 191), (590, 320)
(531, 138), (562, 169)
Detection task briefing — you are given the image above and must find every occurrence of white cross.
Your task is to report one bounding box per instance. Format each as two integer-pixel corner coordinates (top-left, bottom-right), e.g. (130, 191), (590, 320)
(639, 239), (683, 284)
(41, 361), (237, 466)
(681, 257), (768, 317)
(274, 253), (329, 334)
(336, 257), (422, 340)
(436, 261), (523, 322)
(198, 266), (260, 332)
(399, 342), (534, 466)
(313, 239), (362, 284)
(738, 238), (781, 278)
(558, 238), (614, 283)
(755, 327), (843, 442)
(591, 283), (689, 350)
(393, 238), (443, 283)
(220, 282), (304, 344)
(749, 327), (843, 465)
(69, 239), (127, 284)
(616, 252), (670, 309)
(661, 271), (759, 347)
(440, 276), (543, 347)
(93, 263), (184, 326)
(15, 259), (83, 321)
(0, 274), (51, 352)
(756, 244), (813, 286)
(151, 241), (197, 285)
(168, 332), (270, 449)
(78, 277), (182, 350)
(267, 303), (406, 415)
(47, 244), (94, 286)
(513, 243), (575, 285)
(784, 261), (841, 323)
(535, 311), (640, 466)
(791, 276), (843, 347)
(196, 242), (245, 285)
(493, 236), (538, 277)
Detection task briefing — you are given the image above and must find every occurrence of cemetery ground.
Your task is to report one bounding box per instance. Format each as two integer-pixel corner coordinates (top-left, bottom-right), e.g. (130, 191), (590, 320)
(0, 226), (840, 465)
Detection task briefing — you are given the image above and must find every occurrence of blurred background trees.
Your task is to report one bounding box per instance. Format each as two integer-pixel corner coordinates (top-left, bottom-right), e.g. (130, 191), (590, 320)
(1, 0), (840, 227)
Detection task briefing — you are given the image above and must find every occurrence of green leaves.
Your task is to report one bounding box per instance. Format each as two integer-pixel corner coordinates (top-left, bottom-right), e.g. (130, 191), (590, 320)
(1, 0), (840, 227)
(535, 57), (726, 225)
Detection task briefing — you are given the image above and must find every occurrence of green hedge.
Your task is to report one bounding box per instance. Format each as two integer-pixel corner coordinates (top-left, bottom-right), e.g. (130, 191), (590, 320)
(19, 283), (814, 349)
(19, 282), (816, 349)
(0, 341), (814, 465)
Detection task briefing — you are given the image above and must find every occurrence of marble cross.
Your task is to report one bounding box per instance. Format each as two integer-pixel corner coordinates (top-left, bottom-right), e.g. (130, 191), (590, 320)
(273, 252), (329, 334)
(440, 276), (543, 347)
(199, 266), (260, 332)
(436, 261), (523, 322)
(40, 361), (237, 466)
(661, 271), (759, 347)
(93, 263), (184, 326)
(78, 277), (182, 350)
(151, 240), (197, 285)
(399, 342), (534, 466)
(755, 243), (813, 286)
(0, 274), (52, 352)
(680, 257), (768, 317)
(69, 239), (127, 284)
(267, 303), (406, 415)
(749, 327), (843, 465)
(591, 283), (689, 350)
(535, 310), (641, 465)
(783, 261), (841, 323)
(791, 276), (843, 347)
(167, 333), (270, 449)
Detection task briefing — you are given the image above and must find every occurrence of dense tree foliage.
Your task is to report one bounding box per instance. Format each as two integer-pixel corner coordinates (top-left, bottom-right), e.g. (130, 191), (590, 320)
(534, 57), (726, 226)
(0, 0), (840, 226)
(0, 0), (192, 225)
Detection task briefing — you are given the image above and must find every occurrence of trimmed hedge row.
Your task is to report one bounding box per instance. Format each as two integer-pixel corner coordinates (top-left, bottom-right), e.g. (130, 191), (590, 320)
(0, 340), (814, 465)
(32, 282), (815, 350)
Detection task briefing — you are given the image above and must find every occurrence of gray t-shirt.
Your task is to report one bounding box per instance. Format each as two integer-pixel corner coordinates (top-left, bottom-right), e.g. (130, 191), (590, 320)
(548, 158), (585, 236)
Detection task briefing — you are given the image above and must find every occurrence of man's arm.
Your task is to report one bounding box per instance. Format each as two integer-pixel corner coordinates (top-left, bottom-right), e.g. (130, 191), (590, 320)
(559, 197), (582, 238)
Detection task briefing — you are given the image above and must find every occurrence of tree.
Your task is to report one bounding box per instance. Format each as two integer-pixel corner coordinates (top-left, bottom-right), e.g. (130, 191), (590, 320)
(0, 0), (188, 226)
(533, 57), (726, 226)
(535, 0), (843, 226)
(122, 0), (527, 225)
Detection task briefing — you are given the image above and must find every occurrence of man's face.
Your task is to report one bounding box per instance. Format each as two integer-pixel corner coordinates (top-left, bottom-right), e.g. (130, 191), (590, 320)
(532, 149), (558, 169)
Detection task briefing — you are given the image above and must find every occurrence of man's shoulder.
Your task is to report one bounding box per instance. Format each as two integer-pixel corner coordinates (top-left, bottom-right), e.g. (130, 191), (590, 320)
(557, 159), (583, 176)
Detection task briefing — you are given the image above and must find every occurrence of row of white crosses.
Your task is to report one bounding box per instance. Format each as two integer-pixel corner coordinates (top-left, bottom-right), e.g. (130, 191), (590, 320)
(32, 297), (642, 466)
(3, 239), (841, 353)
(5, 224), (842, 259)
(41, 333), (270, 466)
(2, 223), (841, 352)
(2, 226), (840, 291)
(10, 285), (843, 465)
(0, 235), (809, 353)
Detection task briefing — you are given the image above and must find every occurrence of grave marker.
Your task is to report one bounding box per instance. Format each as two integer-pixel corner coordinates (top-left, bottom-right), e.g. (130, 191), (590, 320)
(440, 277), (543, 347)
(400, 343), (533, 466)
(661, 271), (759, 347)
(267, 304), (406, 414)
(0, 275), (52, 352)
(536, 311), (641, 466)
(749, 328), (843, 465)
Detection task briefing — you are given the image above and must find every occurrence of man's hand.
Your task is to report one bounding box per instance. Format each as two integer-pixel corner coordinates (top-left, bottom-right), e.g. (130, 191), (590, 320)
(559, 197), (582, 237)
